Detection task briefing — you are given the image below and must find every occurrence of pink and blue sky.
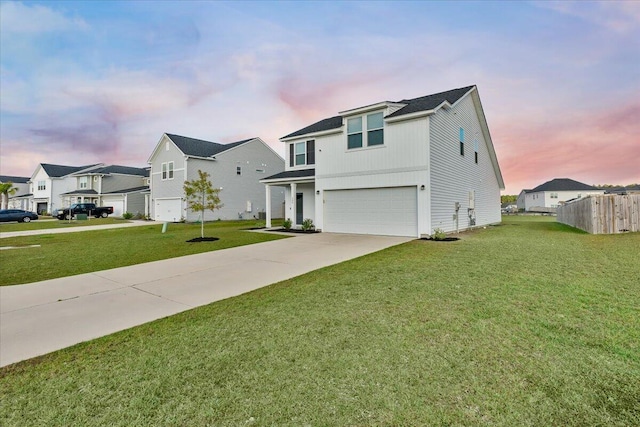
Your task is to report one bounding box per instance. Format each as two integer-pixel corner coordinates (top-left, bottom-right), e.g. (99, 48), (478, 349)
(1, 1), (638, 194)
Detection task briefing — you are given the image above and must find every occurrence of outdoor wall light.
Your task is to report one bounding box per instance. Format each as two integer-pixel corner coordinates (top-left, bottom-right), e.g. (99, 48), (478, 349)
(420, 185), (425, 190)
(316, 190), (320, 195)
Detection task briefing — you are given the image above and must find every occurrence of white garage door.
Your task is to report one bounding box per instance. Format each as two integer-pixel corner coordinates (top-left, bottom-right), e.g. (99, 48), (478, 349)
(324, 187), (417, 237)
(155, 198), (183, 222)
(103, 198), (125, 217)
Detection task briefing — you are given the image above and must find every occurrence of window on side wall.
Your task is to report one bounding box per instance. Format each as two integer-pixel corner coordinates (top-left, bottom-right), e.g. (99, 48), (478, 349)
(459, 128), (465, 156)
(168, 162), (174, 179)
(474, 135), (479, 164)
(347, 117), (363, 149)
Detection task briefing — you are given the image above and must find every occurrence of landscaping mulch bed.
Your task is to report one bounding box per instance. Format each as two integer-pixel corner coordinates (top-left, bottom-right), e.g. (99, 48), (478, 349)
(420, 237), (460, 242)
(268, 228), (320, 234)
(186, 237), (220, 243)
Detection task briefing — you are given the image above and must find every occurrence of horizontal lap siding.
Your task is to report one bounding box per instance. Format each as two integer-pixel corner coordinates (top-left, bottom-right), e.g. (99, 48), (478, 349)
(430, 94), (501, 233)
(188, 141), (284, 221)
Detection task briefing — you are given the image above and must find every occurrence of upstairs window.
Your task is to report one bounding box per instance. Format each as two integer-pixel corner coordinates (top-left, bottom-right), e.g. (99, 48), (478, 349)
(550, 193), (558, 199)
(347, 112), (385, 149)
(347, 117), (363, 149)
(37, 180), (46, 191)
(79, 177), (88, 189)
(290, 140), (315, 167)
(162, 161), (174, 180)
(459, 128), (465, 156)
(295, 142), (305, 165)
(367, 112), (384, 146)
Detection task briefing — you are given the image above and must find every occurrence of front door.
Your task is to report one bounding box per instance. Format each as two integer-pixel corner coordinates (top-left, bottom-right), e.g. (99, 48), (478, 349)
(296, 193), (303, 225)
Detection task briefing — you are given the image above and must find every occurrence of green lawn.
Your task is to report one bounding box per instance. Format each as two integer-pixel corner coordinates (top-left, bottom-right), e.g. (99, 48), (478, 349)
(0, 220), (287, 286)
(1, 217), (638, 426)
(0, 217), (130, 232)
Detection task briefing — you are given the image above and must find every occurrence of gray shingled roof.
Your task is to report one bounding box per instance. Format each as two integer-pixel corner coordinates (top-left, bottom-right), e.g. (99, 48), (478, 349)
(0, 175), (30, 184)
(262, 169), (315, 181)
(86, 165), (149, 177)
(282, 85), (475, 139)
(41, 163), (100, 178)
(386, 86), (475, 118)
(166, 134), (254, 158)
(103, 186), (149, 194)
(282, 116), (343, 139)
(60, 189), (99, 195)
(530, 178), (598, 192)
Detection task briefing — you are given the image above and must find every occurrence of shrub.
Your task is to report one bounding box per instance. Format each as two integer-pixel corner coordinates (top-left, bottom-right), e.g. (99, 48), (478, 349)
(432, 228), (446, 240)
(301, 218), (314, 231)
(283, 218), (292, 230)
(122, 212), (134, 219)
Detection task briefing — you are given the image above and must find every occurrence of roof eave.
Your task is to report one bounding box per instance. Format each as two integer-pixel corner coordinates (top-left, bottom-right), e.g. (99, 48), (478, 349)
(384, 109), (435, 124)
(281, 127), (343, 142)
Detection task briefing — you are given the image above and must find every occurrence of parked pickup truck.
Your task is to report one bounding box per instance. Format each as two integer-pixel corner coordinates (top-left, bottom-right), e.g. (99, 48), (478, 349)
(55, 203), (114, 220)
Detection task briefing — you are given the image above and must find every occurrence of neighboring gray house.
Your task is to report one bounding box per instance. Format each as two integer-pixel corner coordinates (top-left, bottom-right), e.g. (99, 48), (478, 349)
(28, 163), (102, 214)
(519, 178), (605, 212)
(1, 175), (31, 210)
(61, 165), (150, 217)
(516, 189), (530, 211)
(148, 133), (285, 222)
(261, 85), (505, 237)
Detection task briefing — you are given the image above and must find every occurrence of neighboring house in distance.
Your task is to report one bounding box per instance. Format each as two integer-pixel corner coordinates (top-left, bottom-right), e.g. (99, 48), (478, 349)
(516, 189), (531, 211)
(520, 178), (605, 212)
(148, 133), (285, 222)
(604, 185), (640, 195)
(60, 165), (150, 217)
(261, 85), (505, 237)
(0, 175), (30, 210)
(28, 163), (102, 214)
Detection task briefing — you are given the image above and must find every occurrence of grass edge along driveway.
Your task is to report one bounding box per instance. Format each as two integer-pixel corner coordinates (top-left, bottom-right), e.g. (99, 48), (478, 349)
(0, 220), (288, 286)
(1, 216), (638, 426)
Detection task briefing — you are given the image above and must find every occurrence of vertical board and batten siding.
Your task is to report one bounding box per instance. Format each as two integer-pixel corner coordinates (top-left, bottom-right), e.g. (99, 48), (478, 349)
(429, 93), (501, 233)
(314, 117), (430, 235)
(187, 140), (285, 221)
(149, 136), (187, 219)
(557, 194), (639, 234)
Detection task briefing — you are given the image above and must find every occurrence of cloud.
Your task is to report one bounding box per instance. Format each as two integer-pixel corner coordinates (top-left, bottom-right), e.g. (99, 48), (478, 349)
(0, 2), (88, 34)
(534, 1), (640, 34)
(495, 100), (640, 193)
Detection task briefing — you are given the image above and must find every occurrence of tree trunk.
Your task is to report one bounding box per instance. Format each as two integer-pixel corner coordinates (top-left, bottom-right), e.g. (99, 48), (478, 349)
(201, 189), (205, 238)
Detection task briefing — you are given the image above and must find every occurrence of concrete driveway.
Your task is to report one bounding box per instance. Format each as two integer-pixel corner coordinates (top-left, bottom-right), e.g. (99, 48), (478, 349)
(0, 232), (412, 367)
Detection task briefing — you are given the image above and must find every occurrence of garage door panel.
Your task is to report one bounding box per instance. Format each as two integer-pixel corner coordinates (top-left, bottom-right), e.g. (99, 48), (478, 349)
(324, 187), (417, 237)
(155, 199), (182, 222)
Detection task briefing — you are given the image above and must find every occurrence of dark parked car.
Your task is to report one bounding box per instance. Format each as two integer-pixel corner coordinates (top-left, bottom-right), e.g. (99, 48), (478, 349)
(0, 209), (39, 223)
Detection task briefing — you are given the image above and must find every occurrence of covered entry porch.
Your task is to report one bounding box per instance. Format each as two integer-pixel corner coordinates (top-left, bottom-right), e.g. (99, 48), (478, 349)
(261, 169), (315, 229)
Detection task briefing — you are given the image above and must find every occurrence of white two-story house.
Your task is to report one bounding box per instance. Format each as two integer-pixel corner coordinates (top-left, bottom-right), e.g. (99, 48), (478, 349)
(148, 133), (285, 222)
(28, 163), (101, 214)
(261, 85), (505, 237)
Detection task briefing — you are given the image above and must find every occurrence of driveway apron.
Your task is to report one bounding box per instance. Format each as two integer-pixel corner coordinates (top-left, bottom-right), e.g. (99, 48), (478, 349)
(0, 233), (411, 367)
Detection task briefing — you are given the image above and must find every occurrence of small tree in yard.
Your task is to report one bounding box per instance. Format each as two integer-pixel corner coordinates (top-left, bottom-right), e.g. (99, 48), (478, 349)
(183, 170), (223, 239)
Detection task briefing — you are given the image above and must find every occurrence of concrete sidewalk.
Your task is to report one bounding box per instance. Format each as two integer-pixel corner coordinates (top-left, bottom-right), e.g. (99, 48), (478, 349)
(0, 220), (153, 239)
(0, 233), (412, 367)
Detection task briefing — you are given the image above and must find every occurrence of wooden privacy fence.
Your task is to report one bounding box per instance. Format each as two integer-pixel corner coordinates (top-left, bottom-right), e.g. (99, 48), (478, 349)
(557, 194), (640, 234)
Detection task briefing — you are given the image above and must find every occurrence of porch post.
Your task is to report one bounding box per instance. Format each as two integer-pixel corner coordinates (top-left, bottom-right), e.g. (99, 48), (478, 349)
(265, 185), (272, 228)
(290, 182), (297, 224)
